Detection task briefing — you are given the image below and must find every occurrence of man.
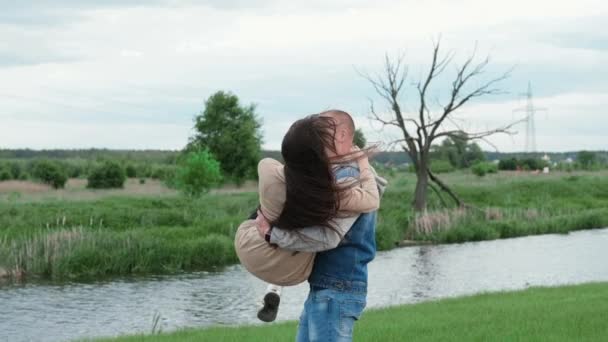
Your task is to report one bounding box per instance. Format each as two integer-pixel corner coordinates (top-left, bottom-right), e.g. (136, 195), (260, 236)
(256, 110), (382, 341)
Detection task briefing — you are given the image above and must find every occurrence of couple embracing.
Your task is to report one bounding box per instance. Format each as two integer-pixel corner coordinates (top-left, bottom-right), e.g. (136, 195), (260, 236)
(235, 109), (387, 342)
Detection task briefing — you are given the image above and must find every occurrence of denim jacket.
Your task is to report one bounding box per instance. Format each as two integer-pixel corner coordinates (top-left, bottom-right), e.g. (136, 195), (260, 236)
(307, 165), (377, 294)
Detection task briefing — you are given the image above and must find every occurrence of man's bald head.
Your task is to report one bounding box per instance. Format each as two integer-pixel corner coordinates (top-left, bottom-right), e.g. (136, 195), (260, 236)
(319, 109), (356, 155)
(319, 109), (355, 136)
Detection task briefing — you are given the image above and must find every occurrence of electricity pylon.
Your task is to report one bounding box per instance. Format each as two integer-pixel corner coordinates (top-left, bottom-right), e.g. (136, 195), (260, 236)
(513, 82), (547, 153)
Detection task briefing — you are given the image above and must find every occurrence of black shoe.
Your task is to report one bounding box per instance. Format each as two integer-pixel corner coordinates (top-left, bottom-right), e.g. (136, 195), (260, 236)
(257, 291), (281, 322)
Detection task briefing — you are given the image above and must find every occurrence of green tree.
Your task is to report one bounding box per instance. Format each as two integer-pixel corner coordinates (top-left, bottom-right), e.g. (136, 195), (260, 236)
(520, 158), (545, 171)
(9, 162), (23, 179)
(431, 132), (485, 169)
(577, 151), (597, 170)
(353, 128), (367, 148)
(188, 91), (262, 184)
(87, 161), (126, 189)
(175, 149), (222, 196)
(471, 162), (497, 177)
(0, 165), (11, 181)
(125, 164), (137, 178)
(498, 158), (518, 171)
(31, 160), (68, 189)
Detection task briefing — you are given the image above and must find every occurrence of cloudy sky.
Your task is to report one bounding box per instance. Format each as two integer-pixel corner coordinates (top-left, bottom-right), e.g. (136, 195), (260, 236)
(1, 0), (606, 152)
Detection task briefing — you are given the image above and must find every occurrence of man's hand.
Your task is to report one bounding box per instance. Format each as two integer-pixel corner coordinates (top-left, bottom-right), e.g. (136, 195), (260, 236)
(255, 209), (271, 239)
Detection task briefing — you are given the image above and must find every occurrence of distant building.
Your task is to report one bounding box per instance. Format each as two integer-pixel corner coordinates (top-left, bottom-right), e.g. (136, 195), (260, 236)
(542, 154), (551, 163)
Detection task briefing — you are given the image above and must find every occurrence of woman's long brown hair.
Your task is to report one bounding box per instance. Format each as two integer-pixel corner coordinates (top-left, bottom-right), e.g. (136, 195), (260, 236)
(273, 113), (370, 231)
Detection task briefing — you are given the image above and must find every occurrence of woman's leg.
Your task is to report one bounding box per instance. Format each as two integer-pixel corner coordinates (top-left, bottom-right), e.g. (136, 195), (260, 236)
(258, 284), (282, 322)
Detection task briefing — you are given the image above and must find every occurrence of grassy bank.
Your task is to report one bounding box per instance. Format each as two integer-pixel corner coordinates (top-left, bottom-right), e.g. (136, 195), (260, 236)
(0, 194), (256, 280)
(1, 170), (608, 280)
(376, 170), (608, 248)
(92, 282), (608, 342)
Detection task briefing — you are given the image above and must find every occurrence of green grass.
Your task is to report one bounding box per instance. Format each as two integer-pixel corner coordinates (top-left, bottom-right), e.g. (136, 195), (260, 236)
(92, 282), (608, 342)
(376, 170), (608, 248)
(1, 170), (608, 280)
(0, 194), (257, 280)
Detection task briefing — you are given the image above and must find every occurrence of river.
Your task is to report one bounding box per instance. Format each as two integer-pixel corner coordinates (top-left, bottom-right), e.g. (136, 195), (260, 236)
(1, 228), (607, 342)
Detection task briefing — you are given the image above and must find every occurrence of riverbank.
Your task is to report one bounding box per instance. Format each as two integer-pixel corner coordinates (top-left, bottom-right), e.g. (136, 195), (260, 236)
(92, 282), (608, 341)
(1, 170), (607, 280)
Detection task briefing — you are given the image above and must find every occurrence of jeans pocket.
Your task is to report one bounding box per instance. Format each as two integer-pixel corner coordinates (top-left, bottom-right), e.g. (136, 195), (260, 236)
(338, 300), (366, 338)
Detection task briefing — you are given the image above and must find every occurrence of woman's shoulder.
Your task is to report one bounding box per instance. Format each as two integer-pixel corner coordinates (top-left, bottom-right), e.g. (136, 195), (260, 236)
(258, 157), (283, 168)
(257, 158), (286, 220)
(258, 158), (284, 175)
(258, 158), (285, 182)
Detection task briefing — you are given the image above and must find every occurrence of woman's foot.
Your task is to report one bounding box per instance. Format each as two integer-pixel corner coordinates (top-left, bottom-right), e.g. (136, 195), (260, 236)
(257, 287), (281, 322)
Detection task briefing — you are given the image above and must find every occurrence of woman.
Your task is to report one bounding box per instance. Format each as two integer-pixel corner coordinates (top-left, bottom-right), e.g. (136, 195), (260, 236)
(235, 111), (384, 321)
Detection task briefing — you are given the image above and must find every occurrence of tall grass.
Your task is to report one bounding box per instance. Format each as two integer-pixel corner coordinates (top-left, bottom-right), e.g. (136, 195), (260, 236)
(1, 170), (608, 280)
(0, 194), (256, 280)
(0, 226), (236, 281)
(411, 207), (608, 243)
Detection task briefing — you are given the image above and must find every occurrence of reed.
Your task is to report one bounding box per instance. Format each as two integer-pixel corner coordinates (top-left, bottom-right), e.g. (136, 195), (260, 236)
(1, 170), (608, 280)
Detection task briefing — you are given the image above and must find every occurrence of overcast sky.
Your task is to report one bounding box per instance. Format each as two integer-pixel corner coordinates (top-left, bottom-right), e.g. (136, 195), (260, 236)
(1, 0), (606, 152)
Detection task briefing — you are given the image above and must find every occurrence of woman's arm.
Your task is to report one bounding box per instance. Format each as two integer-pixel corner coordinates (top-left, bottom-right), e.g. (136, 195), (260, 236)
(260, 171), (388, 252)
(256, 211), (359, 252)
(337, 155), (380, 213)
(255, 157), (387, 252)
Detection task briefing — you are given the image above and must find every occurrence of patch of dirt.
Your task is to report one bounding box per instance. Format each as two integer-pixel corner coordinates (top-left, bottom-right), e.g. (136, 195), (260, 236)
(0, 181), (51, 193)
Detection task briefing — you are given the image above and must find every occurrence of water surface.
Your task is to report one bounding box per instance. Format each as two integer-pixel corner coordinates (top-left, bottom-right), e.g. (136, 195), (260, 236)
(1, 228), (607, 342)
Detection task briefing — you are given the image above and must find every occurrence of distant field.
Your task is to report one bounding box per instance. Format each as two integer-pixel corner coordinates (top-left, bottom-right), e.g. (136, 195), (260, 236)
(0, 178), (257, 202)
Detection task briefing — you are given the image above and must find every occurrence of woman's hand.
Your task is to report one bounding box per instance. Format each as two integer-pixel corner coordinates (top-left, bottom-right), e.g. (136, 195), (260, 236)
(352, 146), (370, 169)
(255, 209), (271, 239)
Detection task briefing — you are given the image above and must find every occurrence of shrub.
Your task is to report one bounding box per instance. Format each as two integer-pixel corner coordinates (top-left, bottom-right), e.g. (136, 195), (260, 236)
(0, 166), (11, 181)
(125, 165), (137, 178)
(151, 165), (168, 180)
(577, 151), (597, 170)
(64, 163), (84, 178)
(136, 164), (152, 178)
(520, 158), (545, 171)
(430, 160), (455, 174)
(31, 160), (68, 189)
(9, 162), (23, 179)
(87, 161), (126, 189)
(498, 158), (518, 171)
(486, 163), (498, 174)
(0, 162), (20, 180)
(175, 149), (222, 196)
(471, 162), (497, 177)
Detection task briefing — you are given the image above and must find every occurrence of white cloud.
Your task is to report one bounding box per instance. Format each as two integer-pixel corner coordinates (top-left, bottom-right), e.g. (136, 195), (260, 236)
(1, 118), (191, 150)
(0, 0), (607, 151)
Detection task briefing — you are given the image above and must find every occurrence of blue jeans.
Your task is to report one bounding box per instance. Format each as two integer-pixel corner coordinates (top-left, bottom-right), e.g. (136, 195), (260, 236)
(296, 288), (366, 342)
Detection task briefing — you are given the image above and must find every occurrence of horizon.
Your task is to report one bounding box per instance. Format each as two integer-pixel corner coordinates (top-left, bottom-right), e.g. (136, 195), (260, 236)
(2, 147), (606, 155)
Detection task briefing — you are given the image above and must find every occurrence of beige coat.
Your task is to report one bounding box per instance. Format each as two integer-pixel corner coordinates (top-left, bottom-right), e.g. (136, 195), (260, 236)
(234, 158), (380, 286)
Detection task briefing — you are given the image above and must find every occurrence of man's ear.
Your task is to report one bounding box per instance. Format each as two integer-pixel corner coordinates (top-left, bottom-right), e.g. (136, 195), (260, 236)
(337, 127), (348, 142)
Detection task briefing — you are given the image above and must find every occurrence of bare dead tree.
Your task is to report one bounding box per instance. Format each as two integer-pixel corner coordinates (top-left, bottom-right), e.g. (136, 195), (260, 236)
(361, 39), (521, 211)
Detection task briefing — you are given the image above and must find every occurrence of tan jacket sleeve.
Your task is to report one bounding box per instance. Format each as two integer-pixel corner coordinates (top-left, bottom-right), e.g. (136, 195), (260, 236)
(257, 158), (286, 221)
(337, 163), (380, 213)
